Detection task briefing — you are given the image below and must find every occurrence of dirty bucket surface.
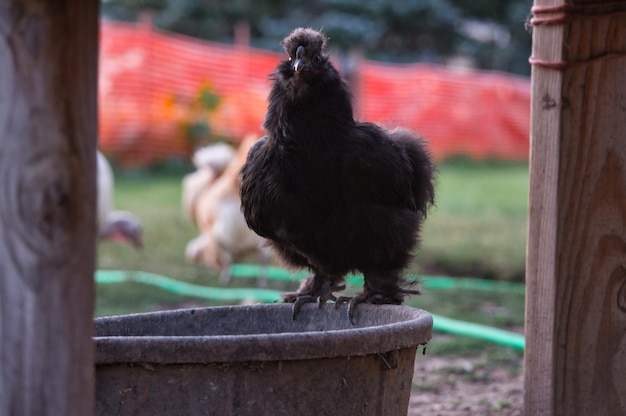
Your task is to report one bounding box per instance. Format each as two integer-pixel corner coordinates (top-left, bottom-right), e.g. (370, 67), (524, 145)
(95, 303), (432, 416)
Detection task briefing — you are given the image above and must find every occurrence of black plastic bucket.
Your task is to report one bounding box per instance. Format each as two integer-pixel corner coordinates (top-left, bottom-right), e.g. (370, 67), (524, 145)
(94, 303), (432, 415)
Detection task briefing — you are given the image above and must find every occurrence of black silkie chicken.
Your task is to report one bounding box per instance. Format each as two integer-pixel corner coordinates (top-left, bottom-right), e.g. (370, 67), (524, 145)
(240, 28), (435, 323)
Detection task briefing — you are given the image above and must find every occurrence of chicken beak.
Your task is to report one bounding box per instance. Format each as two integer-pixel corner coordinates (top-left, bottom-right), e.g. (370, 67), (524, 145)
(294, 45), (305, 73)
(294, 59), (303, 73)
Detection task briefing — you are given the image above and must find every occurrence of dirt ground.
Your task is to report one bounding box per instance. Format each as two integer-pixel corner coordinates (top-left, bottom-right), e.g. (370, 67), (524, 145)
(408, 339), (524, 415)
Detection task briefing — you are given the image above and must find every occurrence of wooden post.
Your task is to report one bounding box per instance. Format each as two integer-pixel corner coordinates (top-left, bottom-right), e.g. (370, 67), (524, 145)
(0, 2), (99, 415)
(525, 1), (626, 414)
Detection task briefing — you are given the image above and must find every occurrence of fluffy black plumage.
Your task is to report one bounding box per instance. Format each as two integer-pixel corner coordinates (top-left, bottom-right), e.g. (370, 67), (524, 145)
(240, 28), (435, 322)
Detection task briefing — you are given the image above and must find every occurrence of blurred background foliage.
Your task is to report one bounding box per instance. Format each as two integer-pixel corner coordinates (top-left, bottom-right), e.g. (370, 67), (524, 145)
(101, 0), (533, 75)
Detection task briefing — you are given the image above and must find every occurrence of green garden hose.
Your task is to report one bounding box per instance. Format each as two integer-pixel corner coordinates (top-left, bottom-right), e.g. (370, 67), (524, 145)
(95, 270), (283, 303)
(228, 263), (526, 294)
(432, 314), (524, 350)
(95, 268), (525, 350)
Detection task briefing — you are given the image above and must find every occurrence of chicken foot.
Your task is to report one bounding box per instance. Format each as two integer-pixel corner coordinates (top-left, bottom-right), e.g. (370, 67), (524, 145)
(336, 271), (421, 324)
(282, 275), (346, 319)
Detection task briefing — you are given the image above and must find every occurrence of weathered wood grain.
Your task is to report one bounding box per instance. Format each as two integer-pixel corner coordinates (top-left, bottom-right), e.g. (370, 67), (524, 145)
(525, 1), (626, 414)
(0, 1), (98, 415)
(524, 3), (564, 414)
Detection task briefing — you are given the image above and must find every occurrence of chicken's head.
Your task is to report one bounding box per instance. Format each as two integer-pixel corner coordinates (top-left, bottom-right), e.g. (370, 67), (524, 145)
(280, 28), (329, 78)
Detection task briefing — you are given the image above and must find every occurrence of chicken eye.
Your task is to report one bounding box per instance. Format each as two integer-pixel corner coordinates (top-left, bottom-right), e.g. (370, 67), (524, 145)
(313, 54), (322, 63)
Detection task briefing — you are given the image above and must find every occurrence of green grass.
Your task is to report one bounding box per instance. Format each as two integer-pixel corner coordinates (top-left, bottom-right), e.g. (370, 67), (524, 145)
(96, 159), (529, 354)
(418, 159), (528, 281)
(97, 173), (207, 280)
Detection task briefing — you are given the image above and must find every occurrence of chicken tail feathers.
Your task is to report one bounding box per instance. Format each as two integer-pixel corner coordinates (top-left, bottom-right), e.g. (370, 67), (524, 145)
(392, 128), (436, 218)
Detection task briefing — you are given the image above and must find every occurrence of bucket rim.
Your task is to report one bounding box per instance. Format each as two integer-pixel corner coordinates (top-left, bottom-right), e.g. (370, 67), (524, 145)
(94, 303), (433, 364)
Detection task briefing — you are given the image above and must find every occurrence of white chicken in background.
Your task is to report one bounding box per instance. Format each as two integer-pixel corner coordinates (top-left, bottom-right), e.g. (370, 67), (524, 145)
(97, 151), (143, 248)
(191, 142), (236, 171)
(184, 136), (271, 285)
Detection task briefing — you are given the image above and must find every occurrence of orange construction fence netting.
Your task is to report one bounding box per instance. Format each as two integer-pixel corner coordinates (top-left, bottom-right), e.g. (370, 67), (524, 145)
(99, 19), (531, 166)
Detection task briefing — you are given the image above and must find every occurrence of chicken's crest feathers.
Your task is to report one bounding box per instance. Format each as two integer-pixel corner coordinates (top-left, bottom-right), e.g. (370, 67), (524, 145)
(281, 27), (328, 57)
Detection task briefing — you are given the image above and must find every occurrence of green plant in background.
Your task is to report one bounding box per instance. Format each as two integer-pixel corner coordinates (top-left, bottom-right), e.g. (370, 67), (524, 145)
(174, 82), (222, 148)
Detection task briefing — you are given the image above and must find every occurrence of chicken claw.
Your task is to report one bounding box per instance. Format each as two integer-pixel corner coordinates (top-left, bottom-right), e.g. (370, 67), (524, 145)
(290, 295), (318, 319)
(283, 280), (346, 319)
(335, 294), (368, 325)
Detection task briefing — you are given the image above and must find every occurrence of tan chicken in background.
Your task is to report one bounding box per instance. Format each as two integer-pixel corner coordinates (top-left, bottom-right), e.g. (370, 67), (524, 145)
(183, 135), (271, 285)
(181, 142), (235, 222)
